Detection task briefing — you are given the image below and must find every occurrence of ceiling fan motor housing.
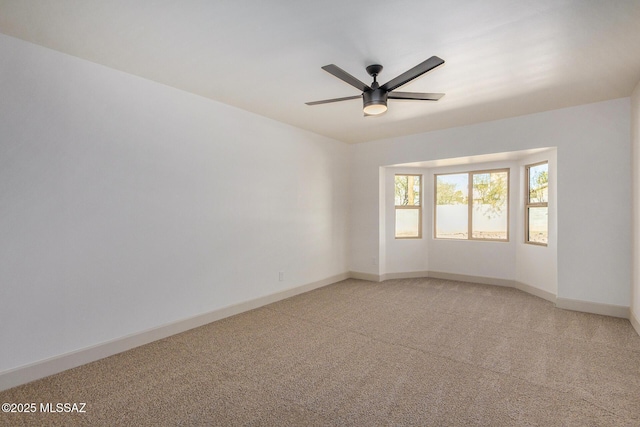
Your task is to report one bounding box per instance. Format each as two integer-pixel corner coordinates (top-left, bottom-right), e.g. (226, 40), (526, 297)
(363, 88), (388, 111)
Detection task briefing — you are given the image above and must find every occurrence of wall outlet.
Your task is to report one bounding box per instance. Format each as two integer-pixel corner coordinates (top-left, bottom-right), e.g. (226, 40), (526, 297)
(278, 271), (284, 281)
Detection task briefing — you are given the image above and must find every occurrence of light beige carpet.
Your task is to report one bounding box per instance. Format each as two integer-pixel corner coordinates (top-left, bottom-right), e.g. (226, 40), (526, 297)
(1, 277), (640, 426)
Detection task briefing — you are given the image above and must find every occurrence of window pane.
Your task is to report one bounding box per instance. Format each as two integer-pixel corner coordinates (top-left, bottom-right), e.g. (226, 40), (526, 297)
(395, 175), (408, 205)
(409, 176), (420, 206)
(529, 163), (548, 203)
(472, 171), (508, 240)
(528, 207), (548, 244)
(395, 175), (421, 206)
(436, 174), (468, 239)
(396, 209), (420, 238)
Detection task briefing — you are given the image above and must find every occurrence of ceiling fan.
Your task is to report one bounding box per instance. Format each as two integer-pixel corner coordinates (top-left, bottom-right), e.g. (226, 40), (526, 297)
(306, 56), (445, 116)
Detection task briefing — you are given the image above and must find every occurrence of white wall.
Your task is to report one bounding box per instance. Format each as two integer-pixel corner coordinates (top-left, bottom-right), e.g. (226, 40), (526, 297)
(632, 79), (640, 328)
(351, 98), (631, 307)
(0, 34), (350, 374)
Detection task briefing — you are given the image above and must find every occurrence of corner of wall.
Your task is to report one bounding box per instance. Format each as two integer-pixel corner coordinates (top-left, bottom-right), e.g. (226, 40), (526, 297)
(631, 310), (640, 337)
(632, 79), (640, 335)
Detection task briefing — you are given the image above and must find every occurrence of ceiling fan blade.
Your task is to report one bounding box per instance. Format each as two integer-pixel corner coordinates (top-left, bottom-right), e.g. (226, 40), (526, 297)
(388, 92), (445, 101)
(321, 64), (371, 92)
(305, 95), (361, 106)
(380, 56), (445, 92)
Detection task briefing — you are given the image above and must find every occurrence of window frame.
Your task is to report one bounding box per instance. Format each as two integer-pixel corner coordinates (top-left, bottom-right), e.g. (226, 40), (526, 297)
(434, 168), (510, 242)
(394, 174), (423, 239)
(524, 161), (548, 246)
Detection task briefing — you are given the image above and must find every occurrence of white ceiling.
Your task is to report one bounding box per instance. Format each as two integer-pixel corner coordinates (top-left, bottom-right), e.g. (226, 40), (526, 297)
(1, 1), (639, 144)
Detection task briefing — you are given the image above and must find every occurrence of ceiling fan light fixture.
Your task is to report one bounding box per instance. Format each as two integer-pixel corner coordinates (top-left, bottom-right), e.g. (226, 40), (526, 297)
(363, 89), (388, 116)
(363, 102), (388, 115)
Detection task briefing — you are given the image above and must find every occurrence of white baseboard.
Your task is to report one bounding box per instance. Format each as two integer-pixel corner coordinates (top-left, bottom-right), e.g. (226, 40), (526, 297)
(382, 271), (430, 281)
(349, 271), (383, 282)
(0, 272), (349, 392)
(513, 281), (556, 304)
(556, 297), (630, 319)
(628, 310), (640, 336)
(426, 270), (515, 288)
(351, 270), (550, 301)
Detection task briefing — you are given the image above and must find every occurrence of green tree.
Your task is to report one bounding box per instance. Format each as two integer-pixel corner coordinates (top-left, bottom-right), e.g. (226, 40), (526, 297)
(436, 181), (466, 205)
(395, 175), (420, 206)
(473, 172), (507, 218)
(529, 170), (548, 203)
(395, 176), (408, 205)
